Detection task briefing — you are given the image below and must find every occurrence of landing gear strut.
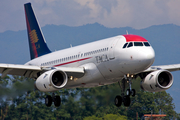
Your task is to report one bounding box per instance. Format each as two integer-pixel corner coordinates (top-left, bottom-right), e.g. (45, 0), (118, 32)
(126, 75), (136, 97)
(114, 74), (136, 107)
(45, 93), (61, 107)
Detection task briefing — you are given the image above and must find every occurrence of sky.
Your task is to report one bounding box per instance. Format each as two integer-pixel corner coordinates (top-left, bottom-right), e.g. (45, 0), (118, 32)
(1, 0), (180, 33)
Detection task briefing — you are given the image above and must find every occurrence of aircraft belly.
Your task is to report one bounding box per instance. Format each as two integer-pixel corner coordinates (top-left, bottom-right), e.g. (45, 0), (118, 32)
(64, 63), (106, 88)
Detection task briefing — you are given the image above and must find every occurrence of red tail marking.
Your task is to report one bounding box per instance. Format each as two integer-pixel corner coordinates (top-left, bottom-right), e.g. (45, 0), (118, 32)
(25, 8), (38, 58)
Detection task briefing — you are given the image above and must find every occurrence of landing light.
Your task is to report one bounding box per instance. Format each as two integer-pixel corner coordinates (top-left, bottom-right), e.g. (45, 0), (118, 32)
(70, 76), (73, 80)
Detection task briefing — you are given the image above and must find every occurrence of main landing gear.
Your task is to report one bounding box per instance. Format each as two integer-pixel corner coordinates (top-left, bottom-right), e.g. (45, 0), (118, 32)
(45, 93), (61, 107)
(114, 74), (136, 107)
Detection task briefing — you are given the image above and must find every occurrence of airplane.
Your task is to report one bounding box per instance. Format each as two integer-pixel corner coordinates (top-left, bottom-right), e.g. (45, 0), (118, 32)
(0, 2), (179, 107)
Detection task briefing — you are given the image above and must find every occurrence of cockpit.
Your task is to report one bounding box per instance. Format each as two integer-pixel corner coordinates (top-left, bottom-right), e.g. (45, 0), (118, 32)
(122, 42), (151, 49)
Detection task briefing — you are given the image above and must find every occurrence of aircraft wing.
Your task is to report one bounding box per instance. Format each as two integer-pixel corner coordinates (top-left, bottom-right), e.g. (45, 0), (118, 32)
(0, 63), (85, 78)
(144, 64), (180, 72)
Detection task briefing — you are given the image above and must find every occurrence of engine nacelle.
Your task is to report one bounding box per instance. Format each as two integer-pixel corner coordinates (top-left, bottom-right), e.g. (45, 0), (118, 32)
(35, 69), (68, 92)
(141, 70), (173, 92)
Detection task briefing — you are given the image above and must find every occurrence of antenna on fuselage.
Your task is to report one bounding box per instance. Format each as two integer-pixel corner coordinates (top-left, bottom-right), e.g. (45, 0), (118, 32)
(70, 44), (72, 48)
(126, 30), (129, 35)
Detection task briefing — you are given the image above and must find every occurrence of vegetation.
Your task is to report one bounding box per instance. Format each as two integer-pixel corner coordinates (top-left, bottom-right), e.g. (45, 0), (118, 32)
(0, 76), (179, 120)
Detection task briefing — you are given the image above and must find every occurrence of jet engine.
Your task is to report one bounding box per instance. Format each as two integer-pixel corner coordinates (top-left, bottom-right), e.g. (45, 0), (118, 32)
(35, 69), (68, 92)
(141, 70), (173, 92)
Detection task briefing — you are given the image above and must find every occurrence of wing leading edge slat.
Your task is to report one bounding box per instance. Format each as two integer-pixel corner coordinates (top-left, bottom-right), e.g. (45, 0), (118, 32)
(143, 64), (180, 73)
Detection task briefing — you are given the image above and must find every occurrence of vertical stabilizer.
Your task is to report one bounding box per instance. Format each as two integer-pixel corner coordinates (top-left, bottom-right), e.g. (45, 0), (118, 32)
(24, 3), (51, 60)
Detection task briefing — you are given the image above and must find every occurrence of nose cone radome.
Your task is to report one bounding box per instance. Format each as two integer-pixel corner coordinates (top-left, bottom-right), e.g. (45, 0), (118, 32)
(119, 47), (155, 74)
(138, 47), (155, 69)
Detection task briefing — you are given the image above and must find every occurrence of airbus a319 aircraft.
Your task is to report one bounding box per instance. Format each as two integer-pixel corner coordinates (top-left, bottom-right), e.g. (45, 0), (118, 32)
(0, 3), (179, 107)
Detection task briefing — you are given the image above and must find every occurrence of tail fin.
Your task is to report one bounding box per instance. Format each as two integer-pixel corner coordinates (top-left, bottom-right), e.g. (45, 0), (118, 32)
(24, 3), (51, 60)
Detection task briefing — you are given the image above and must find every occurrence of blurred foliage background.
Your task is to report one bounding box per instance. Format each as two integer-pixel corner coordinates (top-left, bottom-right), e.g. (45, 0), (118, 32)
(0, 76), (179, 120)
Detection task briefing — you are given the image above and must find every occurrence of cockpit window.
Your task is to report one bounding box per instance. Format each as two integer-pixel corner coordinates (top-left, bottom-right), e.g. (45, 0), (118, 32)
(123, 41), (151, 49)
(144, 42), (150, 46)
(123, 43), (128, 48)
(127, 42), (133, 48)
(134, 42), (143, 46)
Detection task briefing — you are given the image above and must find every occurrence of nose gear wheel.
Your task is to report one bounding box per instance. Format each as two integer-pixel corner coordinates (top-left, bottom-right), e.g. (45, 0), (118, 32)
(126, 88), (136, 97)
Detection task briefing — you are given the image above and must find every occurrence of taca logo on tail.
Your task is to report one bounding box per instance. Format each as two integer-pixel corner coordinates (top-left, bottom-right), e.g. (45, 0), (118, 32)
(24, 3), (51, 60)
(29, 29), (39, 44)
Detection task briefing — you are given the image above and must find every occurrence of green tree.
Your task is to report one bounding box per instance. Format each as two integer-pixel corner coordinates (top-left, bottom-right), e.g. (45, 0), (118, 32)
(154, 91), (176, 120)
(83, 114), (127, 120)
(103, 114), (127, 120)
(83, 115), (101, 120)
(0, 76), (179, 120)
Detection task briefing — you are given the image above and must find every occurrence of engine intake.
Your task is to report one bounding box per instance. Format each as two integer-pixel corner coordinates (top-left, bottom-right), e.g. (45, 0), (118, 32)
(35, 69), (68, 92)
(141, 70), (173, 92)
(51, 71), (66, 88)
(158, 72), (170, 87)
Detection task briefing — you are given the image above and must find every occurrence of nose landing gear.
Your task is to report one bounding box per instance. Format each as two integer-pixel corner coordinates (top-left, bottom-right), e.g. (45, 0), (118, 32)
(114, 74), (136, 107)
(126, 89), (136, 97)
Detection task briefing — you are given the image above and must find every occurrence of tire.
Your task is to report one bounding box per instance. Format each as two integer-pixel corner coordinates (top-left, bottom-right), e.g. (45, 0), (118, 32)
(126, 89), (131, 96)
(131, 89), (136, 97)
(54, 95), (61, 107)
(114, 95), (122, 107)
(123, 95), (131, 107)
(45, 95), (52, 107)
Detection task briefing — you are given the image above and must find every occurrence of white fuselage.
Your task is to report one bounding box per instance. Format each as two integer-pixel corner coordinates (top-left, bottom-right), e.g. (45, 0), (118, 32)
(25, 35), (155, 88)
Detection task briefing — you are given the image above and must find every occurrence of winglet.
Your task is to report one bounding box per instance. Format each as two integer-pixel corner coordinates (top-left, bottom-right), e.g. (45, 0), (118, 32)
(24, 3), (51, 60)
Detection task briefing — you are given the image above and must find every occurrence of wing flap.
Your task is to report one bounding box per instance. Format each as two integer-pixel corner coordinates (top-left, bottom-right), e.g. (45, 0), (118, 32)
(0, 64), (85, 79)
(0, 64), (41, 78)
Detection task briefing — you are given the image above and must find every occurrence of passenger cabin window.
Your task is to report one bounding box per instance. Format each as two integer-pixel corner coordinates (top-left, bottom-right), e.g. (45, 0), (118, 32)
(134, 42), (143, 46)
(127, 42), (133, 48)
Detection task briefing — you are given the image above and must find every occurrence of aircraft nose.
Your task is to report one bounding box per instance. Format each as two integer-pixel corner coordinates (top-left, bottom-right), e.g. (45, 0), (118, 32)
(138, 47), (155, 68)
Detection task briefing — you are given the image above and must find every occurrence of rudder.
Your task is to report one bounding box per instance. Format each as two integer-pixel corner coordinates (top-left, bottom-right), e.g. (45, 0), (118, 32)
(24, 3), (51, 60)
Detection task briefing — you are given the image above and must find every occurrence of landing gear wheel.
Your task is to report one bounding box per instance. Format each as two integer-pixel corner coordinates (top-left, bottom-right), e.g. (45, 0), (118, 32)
(45, 95), (52, 107)
(114, 95), (122, 107)
(126, 89), (136, 97)
(126, 89), (131, 96)
(54, 95), (61, 107)
(131, 89), (136, 97)
(115, 77), (134, 108)
(123, 95), (131, 107)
